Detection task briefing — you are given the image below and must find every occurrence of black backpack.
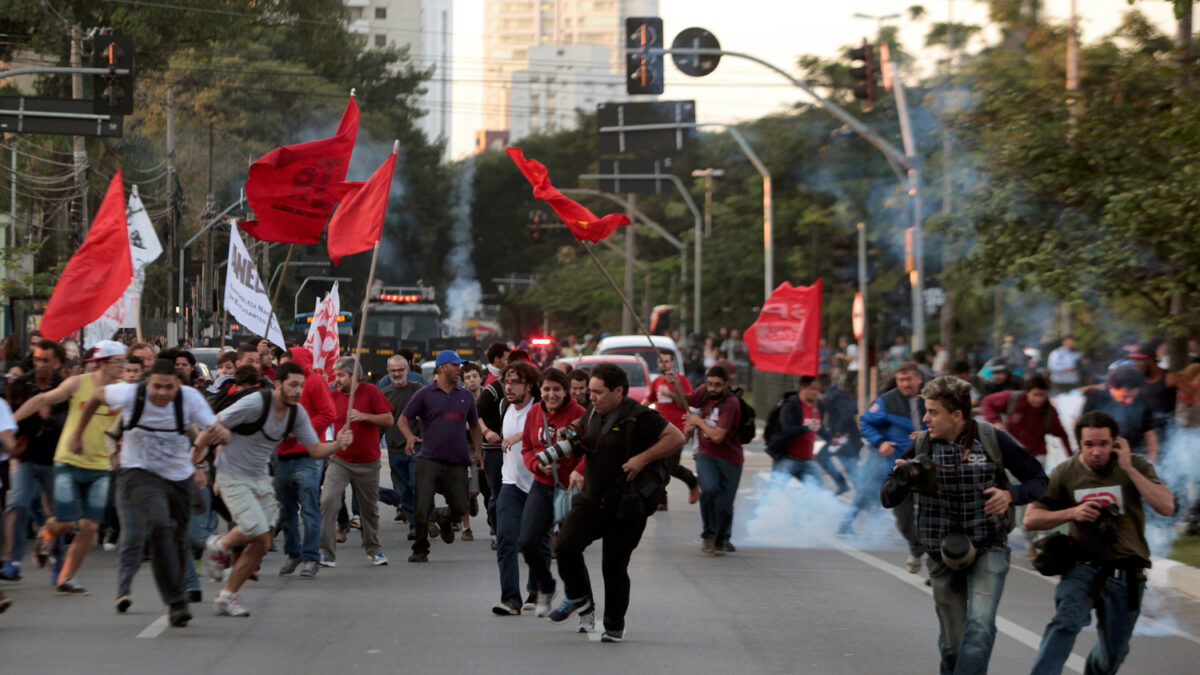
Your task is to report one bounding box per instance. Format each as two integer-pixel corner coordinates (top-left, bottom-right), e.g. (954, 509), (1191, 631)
(730, 387), (756, 444)
(762, 392), (794, 444)
(218, 388), (297, 441)
(124, 382), (186, 435)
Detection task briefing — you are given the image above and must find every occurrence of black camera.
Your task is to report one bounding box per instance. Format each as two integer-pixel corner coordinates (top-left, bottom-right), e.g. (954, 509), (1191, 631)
(1090, 503), (1123, 543)
(535, 426), (583, 466)
(892, 454), (935, 494)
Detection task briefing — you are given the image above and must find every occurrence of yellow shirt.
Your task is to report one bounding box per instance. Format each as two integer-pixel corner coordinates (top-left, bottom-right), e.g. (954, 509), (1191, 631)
(54, 373), (119, 471)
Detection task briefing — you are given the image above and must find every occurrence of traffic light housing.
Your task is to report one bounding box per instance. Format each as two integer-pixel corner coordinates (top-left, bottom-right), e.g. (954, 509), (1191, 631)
(626, 17), (664, 95)
(92, 33), (135, 115)
(848, 39), (877, 110)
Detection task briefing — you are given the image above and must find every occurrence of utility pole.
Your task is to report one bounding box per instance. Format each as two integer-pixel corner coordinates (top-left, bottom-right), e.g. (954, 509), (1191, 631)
(856, 221), (869, 414)
(70, 24), (88, 238)
(690, 168), (724, 238)
(1060, 0), (1080, 339)
(166, 86), (177, 345)
(940, 0), (957, 353)
(622, 194), (635, 333)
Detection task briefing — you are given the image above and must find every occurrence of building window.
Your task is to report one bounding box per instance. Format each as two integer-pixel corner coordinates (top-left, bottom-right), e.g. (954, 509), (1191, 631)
(375, 34), (386, 47)
(375, 7), (387, 20)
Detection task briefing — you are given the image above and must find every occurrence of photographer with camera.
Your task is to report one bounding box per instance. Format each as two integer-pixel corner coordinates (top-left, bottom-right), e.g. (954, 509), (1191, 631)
(881, 376), (1047, 675)
(1024, 411), (1175, 675)
(546, 363), (685, 642)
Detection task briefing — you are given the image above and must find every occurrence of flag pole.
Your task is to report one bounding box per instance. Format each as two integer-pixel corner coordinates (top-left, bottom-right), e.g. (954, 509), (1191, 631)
(219, 307), (228, 351)
(263, 242), (295, 347)
(579, 241), (659, 352)
(347, 240), (381, 414)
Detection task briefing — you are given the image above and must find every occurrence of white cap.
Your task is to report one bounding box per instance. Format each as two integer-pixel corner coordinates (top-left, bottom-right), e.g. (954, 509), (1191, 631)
(87, 340), (126, 361)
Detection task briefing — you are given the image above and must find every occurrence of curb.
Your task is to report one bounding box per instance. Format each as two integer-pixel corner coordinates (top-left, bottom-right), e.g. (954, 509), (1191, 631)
(1149, 557), (1200, 600)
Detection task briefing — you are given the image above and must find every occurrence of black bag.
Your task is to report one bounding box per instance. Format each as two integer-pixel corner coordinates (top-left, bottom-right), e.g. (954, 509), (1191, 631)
(1032, 533), (1084, 576)
(762, 393), (792, 444)
(123, 382), (186, 435)
(219, 388), (297, 440)
(730, 386), (756, 444)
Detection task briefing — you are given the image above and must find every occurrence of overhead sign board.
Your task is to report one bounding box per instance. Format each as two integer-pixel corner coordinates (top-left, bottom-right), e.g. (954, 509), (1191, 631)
(597, 157), (675, 195)
(0, 96), (123, 137)
(596, 100), (696, 156)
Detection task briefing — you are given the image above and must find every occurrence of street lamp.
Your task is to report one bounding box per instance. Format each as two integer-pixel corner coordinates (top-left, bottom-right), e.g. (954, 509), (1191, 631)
(852, 12), (901, 32)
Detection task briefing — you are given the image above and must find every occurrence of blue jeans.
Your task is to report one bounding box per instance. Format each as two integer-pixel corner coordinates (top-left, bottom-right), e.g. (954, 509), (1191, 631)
(274, 456), (323, 562)
(695, 453), (742, 547)
(1031, 565), (1143, 675)
(387, 449), (416, 527)
(52, 462), (109, 524)
(3, 461), (54, 563)
(928, 550), (1010, 675)
(483, 449), (503, 534)
(495, 484), (535, 606)
(518, 481), (556, 594)
(772, 457), (823, 485)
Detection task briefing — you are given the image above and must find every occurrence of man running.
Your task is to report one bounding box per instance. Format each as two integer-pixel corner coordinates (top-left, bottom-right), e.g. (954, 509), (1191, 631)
(203, 361), (351, 616)
(12, 340), (126, 595)
(69, 359), (226, 626)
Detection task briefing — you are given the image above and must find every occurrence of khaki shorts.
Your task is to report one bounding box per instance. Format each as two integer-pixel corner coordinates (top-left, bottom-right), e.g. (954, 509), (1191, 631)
(216, 472), (278, 538)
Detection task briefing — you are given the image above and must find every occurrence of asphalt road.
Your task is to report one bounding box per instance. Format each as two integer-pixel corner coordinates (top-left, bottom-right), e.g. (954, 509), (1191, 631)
(3, 446), (1199, 674)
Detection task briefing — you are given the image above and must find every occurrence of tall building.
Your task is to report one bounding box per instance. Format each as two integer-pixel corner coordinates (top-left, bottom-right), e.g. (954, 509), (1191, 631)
(481, 0), (659, 136)
(508, 45), (623, 142)
(345, 0), (452, 152)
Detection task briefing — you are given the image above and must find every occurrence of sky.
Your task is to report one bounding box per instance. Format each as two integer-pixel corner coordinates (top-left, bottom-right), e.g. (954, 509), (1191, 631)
(447, 0), (1180, 158)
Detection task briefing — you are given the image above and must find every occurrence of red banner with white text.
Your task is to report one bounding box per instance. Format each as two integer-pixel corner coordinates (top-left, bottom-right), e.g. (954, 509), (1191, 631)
(744, 279), (823, 376)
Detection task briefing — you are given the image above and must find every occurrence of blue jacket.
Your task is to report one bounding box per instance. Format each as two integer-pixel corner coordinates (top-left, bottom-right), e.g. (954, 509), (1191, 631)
(818, 385), (862, 452)
(859, 387), (926, 454)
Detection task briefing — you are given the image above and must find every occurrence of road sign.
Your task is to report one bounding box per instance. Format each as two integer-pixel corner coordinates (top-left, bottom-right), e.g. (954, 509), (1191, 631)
(671, 28), (721, 77)
(0, 96), (123, 137)
(597, 100), (696, 156)
(597, 158), (675, 195)
(626, 17), (664, 95)
(852, 292), (865, 341)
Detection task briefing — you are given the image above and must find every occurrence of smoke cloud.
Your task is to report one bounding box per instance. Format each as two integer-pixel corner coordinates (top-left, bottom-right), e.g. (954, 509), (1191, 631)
(444, 158), (481, 324)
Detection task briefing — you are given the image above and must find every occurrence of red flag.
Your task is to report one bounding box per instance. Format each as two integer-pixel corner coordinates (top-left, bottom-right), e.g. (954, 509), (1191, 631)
(40, 171), (134, 341)
(326, 149), (396, 265)
(744, 279), (824, 376)
(238, 96), (359, 244)
(506, 147), (629, 243)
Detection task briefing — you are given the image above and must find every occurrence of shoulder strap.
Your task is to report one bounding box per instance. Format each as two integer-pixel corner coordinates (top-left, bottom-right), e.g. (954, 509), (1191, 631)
(1005, 390), (1021, 421)
(975, 422), (1007, 486)
(914, 430), (932, 459)
(129, 382), (148, 430)
(285, 403), (298, 438)
(173, 388), (185, 434)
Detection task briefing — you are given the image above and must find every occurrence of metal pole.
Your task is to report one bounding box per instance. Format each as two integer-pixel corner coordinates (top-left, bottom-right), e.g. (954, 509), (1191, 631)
(857, 222), (869, 414)
(70, 25), (88, 237)
(623, 194), (634, 334)
(166, 86), (177, 345)
(347, 242), (381, 415)
(263, 243), (295, 347)
(893, 74), (925, 351)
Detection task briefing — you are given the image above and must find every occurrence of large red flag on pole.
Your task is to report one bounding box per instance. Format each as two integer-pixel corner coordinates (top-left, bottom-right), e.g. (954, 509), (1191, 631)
(506, 147), (629, 243)
(239, 95), (359, 244)
(326, 143), (397, 265)
(40, 171), (134, 341)
(744, 279), (824, 376)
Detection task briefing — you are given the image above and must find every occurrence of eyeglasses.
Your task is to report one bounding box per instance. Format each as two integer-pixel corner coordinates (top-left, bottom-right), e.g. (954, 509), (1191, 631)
(503, 379), (525, 386)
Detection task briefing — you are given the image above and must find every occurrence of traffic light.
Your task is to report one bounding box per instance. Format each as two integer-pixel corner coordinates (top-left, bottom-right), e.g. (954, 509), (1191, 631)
(626, 17), (663, 95)
(92, 33), (135, 115)
(847, 39), (877, 110)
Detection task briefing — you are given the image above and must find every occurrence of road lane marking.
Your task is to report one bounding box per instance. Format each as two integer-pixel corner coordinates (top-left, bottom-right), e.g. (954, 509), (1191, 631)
(136, 615), (169, 639)
(818, 535), (1087, 674)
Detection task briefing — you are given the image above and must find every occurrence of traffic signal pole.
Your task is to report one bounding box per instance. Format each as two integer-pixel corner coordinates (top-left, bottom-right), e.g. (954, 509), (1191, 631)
(892, 76), (926, 351)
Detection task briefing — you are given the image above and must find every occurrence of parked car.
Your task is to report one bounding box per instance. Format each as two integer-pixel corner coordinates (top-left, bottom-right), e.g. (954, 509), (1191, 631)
(189, 347), (231, 375)
(554, 354), (651, 403)
(593, 335), (682, 376)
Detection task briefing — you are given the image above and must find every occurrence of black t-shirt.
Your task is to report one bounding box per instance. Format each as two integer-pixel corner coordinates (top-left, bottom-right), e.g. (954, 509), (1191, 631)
(382, 380), (421, 452)
(477, 379), (504, 438)
(1082, 389), (1154, 452)
(13, 372), (67, 465)
(580, 399), (669, 502)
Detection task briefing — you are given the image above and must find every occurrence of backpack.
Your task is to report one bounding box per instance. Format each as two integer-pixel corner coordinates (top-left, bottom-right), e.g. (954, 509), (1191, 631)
(124, 382), (186, 435)
(762, 392), (794, 444)
(730, 387), (756, 444)
(912, 422), (1016, 532)
(1004, 390), (1052, 428)
(219, 388), (297, 441)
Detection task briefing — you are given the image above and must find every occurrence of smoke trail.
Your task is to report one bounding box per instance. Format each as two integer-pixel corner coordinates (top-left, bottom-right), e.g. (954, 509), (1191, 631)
(444, 158), (481, 325)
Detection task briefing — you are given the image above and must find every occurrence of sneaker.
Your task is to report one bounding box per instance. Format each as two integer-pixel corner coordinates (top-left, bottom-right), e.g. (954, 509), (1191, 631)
(407, 552), (428, 563)
(350, 516), (361, 530)
(577, 609), (596, 633)
(299, 561), (319, 578)
(438, 516), (455, 544)
(462, 528), (474, 542)
(203, 535), (230, 581)
(115, 595), (132, 613)
(394, 508), (404, 522)
(491, 600), (520, 616)
(428, 522), (440, 540)
(279, 555), (301, 576)
(368, 553), (389, 566)
(701, 538), (716, 555)
(547, 595), (594, 624)
(835, 483), (851, 496)
(906, 553), (923, 574)
(469, 495), (479, 517)
(318, 555), (336, 568)
(0, 561), (22, 581)
(490, 538), (497, 551)
(214, 592), (249, 617)
(688, 484), (700, 504)
(188, 589), (202, 603)
(407, 529), (417, 541)
(0, 594), (10, 614)
(56, 578), (89, 596)
(35, 528), (53, 568)
(102, 541), (117, 552)
(722, 542), (737, 553)
(168, 604), (192, 627)
(522, 591), (537, 612)
(600, 629), (624, 643)
(535, 591), (556, 618)
(336, 526), (349, 543)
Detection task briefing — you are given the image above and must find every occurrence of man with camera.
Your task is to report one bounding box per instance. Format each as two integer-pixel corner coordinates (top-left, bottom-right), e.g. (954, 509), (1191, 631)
(1024, 411), (1175, 675)
(881, 376), (1048, 675)
(547, 363), (685, 642)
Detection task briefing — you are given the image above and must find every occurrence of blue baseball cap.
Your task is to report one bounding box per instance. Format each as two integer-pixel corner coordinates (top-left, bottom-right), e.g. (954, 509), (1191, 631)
(435, 349), (465, 367)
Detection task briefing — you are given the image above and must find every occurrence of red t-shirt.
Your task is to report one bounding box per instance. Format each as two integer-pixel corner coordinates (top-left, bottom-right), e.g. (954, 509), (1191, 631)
(787, 401), (820, 460)
(686, 387), (743, 467)
(331, 383), (392, 463)
(648, 373), (692, 431)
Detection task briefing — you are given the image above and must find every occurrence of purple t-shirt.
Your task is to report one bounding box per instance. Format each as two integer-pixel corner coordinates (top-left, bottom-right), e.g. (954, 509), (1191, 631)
(401, 382), (479, 465)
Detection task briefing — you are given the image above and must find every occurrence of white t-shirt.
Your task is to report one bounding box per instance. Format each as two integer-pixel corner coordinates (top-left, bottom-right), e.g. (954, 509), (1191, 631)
(106, 383), (217, 482)
(217, 391), (319, 479)
(0, 398), (15, 461)
(500, 399), (534, 493)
